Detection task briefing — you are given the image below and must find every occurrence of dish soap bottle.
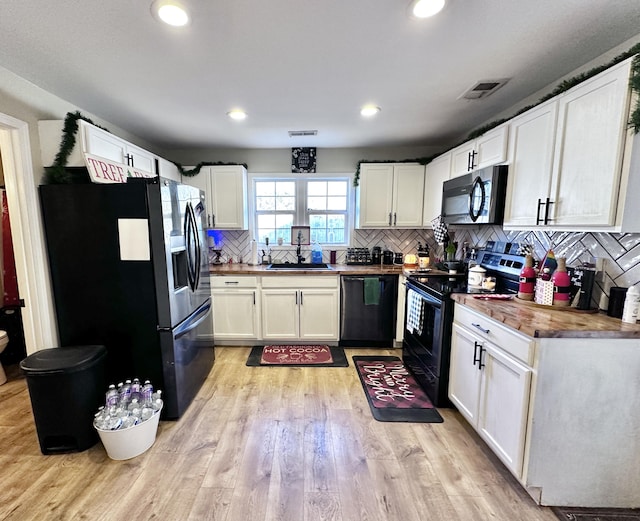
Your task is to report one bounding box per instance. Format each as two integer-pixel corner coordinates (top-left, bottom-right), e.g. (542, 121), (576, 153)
(311, 240), (323, 264)
(622, 284), (640, 323)
(518, 254), (536, 301)
(551, 257), (571, 307)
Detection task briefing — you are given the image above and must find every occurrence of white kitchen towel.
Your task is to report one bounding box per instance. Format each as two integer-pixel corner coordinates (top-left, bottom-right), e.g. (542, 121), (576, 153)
(406, 289), (423, 335)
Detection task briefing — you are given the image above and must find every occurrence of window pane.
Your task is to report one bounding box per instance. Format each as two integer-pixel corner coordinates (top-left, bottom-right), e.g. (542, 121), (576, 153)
(308, 181), (326, 196)
(276, 182), (295, 196)
(327, 196), (347, 210)
(308, 196), (327, 210)
(276, 196), (295, 211)
(256, 182), (275, 196)
(327, 181), (347, 196)
(275, 215), (294, 243)
(256, 196), (275, 211)
(257, 214), (275, 228)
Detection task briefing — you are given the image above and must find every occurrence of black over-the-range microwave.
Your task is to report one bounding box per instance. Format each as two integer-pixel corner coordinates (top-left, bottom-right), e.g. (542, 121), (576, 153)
(441, 165), (508, 225)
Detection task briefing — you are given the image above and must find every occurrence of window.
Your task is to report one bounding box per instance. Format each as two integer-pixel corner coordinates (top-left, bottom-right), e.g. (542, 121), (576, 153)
(253, 177), (350, 245)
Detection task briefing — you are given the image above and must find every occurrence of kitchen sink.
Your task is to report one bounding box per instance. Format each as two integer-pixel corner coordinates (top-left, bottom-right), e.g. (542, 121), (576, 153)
(266, 263), (332, 270)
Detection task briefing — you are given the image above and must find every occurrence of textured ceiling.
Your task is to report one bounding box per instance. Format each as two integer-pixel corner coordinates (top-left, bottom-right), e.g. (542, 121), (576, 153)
(1, 1), (640, 150)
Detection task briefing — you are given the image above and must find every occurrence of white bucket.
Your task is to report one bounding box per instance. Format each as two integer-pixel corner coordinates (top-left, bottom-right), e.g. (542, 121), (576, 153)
(95, 407), (161, 460)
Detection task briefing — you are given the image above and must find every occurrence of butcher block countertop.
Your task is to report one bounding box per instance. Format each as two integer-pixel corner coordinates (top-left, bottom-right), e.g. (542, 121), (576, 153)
(209, 263), (418, 276)
(451, 293), (640, 340)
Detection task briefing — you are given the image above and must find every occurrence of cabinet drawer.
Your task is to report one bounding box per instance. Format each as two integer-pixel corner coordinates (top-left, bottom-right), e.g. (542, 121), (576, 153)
(211, 275), (258, 288)
(454, 304), (534, 365)
(261, 275), (339, 289)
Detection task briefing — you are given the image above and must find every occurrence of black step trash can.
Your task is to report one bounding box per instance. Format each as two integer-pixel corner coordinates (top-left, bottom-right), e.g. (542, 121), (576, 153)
(20, 345), (107, 454)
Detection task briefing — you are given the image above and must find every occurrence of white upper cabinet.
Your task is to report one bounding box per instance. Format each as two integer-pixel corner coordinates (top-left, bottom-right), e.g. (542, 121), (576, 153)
(38, 119), (158, 174)
(551, 59), (631, 227)
(504, 57), (640, 232)
(182, 165), (248, 230)
(503, 99), (558, 227)
(422, 152), (452, 225)
(356, 163), (425, 228)
(450, 124), (509, 178)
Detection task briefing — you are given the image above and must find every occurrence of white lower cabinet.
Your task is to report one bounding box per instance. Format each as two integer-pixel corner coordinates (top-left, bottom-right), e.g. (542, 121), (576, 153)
(450, 302), (640, 508)
(261, 276), (339, 342)
(449, 321), (531, 478)
(211, 276), (260, 341)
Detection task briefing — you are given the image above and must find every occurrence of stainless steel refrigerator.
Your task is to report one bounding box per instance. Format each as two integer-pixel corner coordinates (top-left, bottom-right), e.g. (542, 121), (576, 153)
(39, 177), (214, 419)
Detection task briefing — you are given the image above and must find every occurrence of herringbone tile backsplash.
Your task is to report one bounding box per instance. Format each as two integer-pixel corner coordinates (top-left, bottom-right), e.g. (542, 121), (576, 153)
(208, 227), (640, 311)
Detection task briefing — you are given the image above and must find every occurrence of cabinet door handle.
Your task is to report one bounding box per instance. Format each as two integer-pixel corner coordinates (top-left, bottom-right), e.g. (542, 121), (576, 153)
(224, 281), (239, 285)
(253, 291), (255, 305)
(300, 291), (303, 305)
(473, 341), (482, 366)
(207, 214), (212, 228)
(468, 150), (477, 171)
(212, 214), (216, 227)
(544, 198), (553, 224)
(478, 345), (485, 370)
(295, 292), (298, 305)
(536, 199), (545, 225)
(388, 213), (392, 226)
(393, 212), (397, 226)
(472, 322), (490, 334)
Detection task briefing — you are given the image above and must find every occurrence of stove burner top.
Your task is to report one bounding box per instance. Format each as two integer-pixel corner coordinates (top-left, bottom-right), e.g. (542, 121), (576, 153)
(407, 272), (466, 298)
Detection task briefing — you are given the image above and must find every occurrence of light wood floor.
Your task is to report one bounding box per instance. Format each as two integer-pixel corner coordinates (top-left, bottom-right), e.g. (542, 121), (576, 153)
(0, 347), (558, 521)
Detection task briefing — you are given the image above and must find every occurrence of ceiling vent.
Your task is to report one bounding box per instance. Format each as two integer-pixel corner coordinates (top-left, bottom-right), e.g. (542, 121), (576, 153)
(288, 130), (318, 137)
(459, 79), (510, 100)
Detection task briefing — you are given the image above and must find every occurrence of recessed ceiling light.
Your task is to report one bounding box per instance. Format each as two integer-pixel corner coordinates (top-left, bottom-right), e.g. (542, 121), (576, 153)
(227, 109), (247, 121)
(360, 105), (381, 117)
(411, 0), (445, 18)
(151, 0), (190, 27)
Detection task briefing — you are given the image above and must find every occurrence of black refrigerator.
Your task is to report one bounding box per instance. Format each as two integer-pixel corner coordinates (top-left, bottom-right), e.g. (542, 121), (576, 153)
(39, 177), (214, 419)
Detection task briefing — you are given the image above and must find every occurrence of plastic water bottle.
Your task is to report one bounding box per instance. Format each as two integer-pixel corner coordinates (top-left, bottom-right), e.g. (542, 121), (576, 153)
(311, 240), (323, 264)
(105, 384), (119, 408)
(151, 389), (163, 411)
(119, 379), (132, 405)
(141, 380), (154, 406)
(130, 378), (142, 402)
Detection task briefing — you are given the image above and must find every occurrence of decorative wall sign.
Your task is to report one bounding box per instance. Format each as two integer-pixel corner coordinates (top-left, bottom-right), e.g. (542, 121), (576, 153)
(291, 226), (310, 245)
(84, 153), (155, 183)
(291, 147), (316, 173)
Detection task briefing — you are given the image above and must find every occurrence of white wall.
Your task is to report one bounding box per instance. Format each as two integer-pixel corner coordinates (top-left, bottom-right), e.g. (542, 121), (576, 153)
(162, 145), (443, 175)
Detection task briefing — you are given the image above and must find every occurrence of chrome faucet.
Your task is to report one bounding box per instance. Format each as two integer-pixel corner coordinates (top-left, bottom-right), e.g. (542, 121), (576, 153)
(296, 231), (305, 264)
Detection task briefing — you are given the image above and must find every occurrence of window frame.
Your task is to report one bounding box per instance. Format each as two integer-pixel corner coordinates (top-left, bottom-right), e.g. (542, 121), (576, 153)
(249, 173), (353, 247)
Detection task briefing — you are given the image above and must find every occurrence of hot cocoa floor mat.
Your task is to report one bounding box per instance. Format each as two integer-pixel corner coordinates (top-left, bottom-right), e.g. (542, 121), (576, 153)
(246, 345), (349, 367)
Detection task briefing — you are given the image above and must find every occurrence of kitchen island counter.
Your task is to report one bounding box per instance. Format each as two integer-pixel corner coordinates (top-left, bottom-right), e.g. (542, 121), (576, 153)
(451, 293), (640, 339)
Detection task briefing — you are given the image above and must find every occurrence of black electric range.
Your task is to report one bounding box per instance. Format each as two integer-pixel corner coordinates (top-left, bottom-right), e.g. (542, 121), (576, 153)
(402, 271), (466, 407)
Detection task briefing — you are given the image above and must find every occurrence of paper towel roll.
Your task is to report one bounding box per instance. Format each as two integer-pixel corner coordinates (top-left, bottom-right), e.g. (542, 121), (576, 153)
(249, 240), (258, 265)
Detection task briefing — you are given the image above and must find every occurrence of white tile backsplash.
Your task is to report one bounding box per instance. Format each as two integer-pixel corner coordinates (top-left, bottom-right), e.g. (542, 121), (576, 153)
(209, 225), (640, 310)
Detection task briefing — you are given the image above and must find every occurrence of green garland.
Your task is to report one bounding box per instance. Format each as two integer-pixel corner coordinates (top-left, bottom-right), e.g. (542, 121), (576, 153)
(353, 156), (439, 187)
(44, 111), (246, 183)
(176, 161), (248, 177)
(355, 43), (640, 186)
(44, 111), (109, 184)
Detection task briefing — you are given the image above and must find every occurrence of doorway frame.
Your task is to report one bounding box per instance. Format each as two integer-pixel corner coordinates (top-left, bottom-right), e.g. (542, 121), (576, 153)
(0, 112), (57, 354)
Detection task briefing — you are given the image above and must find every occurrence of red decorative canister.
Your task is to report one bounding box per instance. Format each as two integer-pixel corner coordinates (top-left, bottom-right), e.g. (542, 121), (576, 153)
(518, 254), (536, 301)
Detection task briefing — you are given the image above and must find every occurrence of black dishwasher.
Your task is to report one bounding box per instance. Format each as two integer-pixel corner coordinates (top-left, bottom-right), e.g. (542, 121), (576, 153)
(339, 275), (398, 347)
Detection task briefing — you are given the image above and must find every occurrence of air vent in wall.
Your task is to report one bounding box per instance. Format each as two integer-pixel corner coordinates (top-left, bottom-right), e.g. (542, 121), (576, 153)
(458, 78), (510, 100)
(288, 130), (318, 137)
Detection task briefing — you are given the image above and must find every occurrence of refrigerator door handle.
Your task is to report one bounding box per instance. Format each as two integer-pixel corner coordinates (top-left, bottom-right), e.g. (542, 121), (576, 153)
(172, 298), (212, 339)
(184, 202), (201, 292)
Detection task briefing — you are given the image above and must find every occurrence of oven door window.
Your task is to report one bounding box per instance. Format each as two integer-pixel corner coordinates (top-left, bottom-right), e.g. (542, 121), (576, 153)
(404, 287), (442, 365)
